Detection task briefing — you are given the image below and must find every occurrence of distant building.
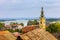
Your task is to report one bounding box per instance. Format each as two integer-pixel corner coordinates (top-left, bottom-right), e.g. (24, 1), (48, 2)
(17, 24), (23, 30)
(11, 23), (18, 30)
(5, 25), (11, 29)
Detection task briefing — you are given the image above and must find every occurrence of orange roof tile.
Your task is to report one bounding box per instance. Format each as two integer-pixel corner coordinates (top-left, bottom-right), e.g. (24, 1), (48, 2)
(0, 31), (9, 34)
(20, 28), (58, 40)
(22, 26), (36, 33)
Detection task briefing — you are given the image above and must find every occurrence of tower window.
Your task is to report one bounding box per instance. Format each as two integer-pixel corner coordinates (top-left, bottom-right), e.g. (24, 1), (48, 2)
(40, 22), (42, 24)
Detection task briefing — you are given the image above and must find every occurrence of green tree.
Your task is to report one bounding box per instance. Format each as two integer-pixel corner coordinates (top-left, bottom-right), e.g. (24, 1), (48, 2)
(20, 23), (24, 26)
(27, 19), (38, 26)
(10, 22), (18, 27)
(27, 20), (33, 26)
(46, 22), (60, 33)
(7, 29), (15, 33)
(0, 22), (5, 28)
(33, 19), (38, 25)
(14, 29), (22, 33)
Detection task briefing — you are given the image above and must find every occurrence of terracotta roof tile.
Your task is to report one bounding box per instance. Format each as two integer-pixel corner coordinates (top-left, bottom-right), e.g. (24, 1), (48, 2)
(20, 34), (30, 40)
(22, 26), (36, 33)
(0, 31), (9, 34)
(0, 31), (16, 40)
(20, 28), (58, 40)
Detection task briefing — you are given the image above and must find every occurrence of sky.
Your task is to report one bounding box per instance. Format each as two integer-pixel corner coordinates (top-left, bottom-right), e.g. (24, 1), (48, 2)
(0, 0), (60, 18)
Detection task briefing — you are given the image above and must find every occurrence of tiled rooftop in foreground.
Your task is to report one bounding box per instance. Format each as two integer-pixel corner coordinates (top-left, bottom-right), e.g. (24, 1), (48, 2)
(0, 31), (16, 40)
(20, 28), (57, 40)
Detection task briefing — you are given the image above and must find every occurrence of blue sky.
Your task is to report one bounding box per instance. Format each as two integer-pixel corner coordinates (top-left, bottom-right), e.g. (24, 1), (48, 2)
(0, 0), (60, 18)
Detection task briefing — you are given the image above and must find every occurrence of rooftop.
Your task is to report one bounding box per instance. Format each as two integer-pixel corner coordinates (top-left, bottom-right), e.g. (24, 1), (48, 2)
(0, 31), (16, 40)
(20, 28), (57, 40)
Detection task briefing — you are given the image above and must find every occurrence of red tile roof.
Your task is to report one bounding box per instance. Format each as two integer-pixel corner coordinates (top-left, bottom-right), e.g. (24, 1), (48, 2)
(22, 26), (36, 33)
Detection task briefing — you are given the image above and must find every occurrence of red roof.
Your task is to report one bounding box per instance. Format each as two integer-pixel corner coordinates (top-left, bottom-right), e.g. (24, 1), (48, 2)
(22, 26), (36, 33)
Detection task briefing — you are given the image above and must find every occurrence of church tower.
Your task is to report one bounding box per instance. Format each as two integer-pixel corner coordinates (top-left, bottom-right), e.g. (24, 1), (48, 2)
(39, 7), (46, 30)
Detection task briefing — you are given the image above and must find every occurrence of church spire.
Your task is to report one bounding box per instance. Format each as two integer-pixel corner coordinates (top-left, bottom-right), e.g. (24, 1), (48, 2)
(39, 7), (46, 30)
(41, 7), (44, 17)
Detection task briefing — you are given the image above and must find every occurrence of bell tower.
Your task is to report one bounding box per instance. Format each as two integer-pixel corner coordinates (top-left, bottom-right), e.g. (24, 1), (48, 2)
(39, 7), (46, 30)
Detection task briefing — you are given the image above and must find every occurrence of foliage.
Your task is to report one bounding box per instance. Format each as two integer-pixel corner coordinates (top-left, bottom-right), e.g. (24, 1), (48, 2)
(7, 29), (22, 33)
(0, 22), (5, 28)
(15, 29), (22, 33)
(27, 20), (33, 26)
(27, 19), (38, 26)
(33, 19), (38, 25)
(10, 22), (18, 26)
(7, 29), (15, 33)
(46, 22), (60, 33)
(20, 23), (24, 26)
